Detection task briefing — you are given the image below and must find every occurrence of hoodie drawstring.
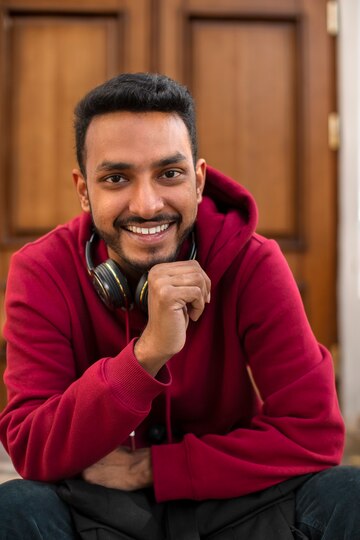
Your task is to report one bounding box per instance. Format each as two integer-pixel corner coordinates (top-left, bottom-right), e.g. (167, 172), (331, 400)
(165, 386), (173, 444)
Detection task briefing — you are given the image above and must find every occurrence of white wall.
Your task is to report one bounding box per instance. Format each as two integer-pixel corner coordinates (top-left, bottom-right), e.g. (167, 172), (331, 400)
(339, 0), (360, 428)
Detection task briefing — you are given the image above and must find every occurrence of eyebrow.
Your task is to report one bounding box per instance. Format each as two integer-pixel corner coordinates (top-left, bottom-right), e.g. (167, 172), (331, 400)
(95, 152), (187, 173)
(154, 152), (187, 168)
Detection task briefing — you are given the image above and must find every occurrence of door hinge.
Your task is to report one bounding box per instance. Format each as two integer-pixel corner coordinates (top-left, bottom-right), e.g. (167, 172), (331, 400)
(327, 1), (339, 36)
(328, 112), (340, 151)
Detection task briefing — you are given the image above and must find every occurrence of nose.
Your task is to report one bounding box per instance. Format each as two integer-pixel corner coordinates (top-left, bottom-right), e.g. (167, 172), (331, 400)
(128, 177), (164, 218)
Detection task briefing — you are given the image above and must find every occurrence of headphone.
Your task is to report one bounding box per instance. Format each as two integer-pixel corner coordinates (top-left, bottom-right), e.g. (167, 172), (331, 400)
(85, 231), (197, 313)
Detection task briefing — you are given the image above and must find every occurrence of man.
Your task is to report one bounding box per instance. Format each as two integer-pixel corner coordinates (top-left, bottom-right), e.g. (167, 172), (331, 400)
(0, 72), (358, 539)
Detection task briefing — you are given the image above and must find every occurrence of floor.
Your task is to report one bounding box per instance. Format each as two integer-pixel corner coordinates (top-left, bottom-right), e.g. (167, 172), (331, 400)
(0, 442), (19, 483)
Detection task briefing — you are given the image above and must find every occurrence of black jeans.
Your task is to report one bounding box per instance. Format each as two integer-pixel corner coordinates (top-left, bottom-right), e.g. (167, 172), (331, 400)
(294, 466), (360, 539)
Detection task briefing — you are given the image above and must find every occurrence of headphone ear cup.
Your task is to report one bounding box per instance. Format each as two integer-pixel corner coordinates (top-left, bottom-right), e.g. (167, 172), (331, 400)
(92, 259), (133, 310)
(135, 273), (149, 313)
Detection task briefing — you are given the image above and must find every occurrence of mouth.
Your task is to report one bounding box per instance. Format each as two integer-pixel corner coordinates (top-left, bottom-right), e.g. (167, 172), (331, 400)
(124, 223), (171, 236)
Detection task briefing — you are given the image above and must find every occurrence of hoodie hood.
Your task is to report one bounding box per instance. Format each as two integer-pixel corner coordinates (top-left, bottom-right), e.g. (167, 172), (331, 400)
(196, 165), (258, 286)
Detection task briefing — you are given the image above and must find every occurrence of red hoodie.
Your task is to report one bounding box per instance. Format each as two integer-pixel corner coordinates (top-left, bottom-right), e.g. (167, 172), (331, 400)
(0, 166), (344, 502)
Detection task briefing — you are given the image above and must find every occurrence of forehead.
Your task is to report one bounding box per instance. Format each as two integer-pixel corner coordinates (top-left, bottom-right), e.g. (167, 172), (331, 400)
(85, 111), (191, 166)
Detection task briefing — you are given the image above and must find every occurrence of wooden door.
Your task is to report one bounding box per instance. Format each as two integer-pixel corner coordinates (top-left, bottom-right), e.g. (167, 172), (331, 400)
(0, 0), (153, 408)
(156, 0), (337, 351)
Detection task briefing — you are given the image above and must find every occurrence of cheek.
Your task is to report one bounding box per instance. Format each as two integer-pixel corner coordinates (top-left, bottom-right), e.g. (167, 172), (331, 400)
(181, 192), (199, 222)
(89, 193), (122, 227)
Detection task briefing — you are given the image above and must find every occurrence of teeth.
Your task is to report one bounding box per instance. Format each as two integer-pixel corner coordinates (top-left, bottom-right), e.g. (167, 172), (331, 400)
(127, 223), (170, 235)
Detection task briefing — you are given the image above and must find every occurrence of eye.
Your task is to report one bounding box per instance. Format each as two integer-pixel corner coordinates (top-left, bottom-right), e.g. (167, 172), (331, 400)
(104, 174), (126, 184)
(160, 169), (181, 179)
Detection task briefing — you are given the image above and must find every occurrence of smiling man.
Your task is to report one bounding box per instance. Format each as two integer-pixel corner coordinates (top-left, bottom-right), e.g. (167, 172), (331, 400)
(0, 73), (358, 539)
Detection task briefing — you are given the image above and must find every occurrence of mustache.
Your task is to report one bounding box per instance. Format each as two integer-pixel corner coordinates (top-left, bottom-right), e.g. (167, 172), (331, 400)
(113, 214), (181, 229)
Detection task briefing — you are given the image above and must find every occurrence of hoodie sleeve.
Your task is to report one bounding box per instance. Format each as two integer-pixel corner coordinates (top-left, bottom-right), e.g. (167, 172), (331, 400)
(0, 250), (170, 481)
(151, 239), (344, 501)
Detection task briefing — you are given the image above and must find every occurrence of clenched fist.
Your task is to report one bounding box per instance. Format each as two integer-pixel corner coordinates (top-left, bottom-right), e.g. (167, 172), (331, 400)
(134, 260), (211, 375)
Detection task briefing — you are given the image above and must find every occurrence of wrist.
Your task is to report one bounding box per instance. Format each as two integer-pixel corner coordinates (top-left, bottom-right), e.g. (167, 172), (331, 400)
(134, 337), (170, 377)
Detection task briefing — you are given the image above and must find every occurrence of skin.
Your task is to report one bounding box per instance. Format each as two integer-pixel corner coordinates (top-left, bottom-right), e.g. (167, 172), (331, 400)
(73, 111), (211, 491)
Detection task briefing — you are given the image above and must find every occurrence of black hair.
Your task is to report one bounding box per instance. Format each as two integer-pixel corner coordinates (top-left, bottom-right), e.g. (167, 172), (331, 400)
(74, 72), (198, 176)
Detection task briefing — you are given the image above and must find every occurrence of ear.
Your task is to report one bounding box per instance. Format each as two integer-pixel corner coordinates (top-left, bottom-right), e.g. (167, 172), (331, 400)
(73, 168), (90, 212)
(195, 159), (206, 203)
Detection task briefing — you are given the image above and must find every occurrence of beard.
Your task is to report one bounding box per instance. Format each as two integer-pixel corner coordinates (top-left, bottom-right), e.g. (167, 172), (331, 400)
(92, 213), (195, 276)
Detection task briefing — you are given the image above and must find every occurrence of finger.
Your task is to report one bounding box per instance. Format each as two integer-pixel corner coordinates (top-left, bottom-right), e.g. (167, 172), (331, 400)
(150, 273), (211, 307)
(167, 286), (206, 321)
(167, 274), (210, 303)
(150, 261), (211, 294)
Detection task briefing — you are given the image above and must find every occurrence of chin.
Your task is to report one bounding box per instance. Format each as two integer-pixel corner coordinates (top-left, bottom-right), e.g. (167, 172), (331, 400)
(124, 251), (179, 275)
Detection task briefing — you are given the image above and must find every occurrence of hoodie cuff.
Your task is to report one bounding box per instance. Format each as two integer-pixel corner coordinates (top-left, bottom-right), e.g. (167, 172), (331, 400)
(152, 440), (194, 502)
(104, 339), (171, 413)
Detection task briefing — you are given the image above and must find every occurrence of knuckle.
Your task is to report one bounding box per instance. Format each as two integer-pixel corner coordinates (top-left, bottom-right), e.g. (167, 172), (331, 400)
(158, 284), (172, 302)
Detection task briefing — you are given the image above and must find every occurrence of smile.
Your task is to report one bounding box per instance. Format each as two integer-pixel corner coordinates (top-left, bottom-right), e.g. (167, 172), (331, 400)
(125, 223), (170, 235)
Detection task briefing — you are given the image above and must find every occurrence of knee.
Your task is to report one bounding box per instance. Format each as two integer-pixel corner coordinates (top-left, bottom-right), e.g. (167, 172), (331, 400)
(315, 466), (360, 503)
(0, 478), (55, 514)
(298, 466), (360, 516)
(0, 479), (31, 515)
(0, 478), (71, 538)
(296, 466), (360, 538)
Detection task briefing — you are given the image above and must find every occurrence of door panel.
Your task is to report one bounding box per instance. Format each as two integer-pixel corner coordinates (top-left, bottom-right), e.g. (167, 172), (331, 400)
(191, 20), (298, 238)
(10, 15), (120, 233)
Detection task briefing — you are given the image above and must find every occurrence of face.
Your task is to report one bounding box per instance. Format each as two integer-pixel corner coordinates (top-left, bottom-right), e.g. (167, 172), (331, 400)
(73, 111), (206, 278)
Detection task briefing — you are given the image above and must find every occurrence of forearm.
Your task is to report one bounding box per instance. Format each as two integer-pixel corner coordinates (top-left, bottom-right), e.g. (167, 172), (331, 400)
(151, 354), (344, 502)
(0, 341), (170, 482)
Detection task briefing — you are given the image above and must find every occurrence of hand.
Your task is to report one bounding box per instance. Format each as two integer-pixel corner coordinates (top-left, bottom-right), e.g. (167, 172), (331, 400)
(134, 260), (211, 375)
(82, 447), (153, 491)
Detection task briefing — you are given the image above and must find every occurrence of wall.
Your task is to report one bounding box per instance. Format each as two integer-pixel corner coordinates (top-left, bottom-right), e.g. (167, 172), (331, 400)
(339, 0), (360, 428)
